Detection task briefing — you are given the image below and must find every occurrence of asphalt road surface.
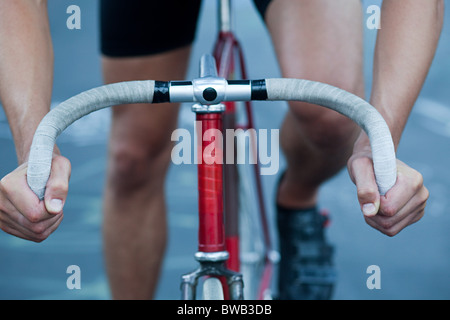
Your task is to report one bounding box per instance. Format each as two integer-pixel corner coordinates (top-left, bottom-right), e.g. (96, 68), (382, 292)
(0, 0), (449, 300)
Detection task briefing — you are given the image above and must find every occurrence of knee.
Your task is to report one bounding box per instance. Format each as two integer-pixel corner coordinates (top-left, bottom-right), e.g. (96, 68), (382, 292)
(288, 101), (360, 152)
(284, 66), (365, 151)
(107, 140), (172, 194)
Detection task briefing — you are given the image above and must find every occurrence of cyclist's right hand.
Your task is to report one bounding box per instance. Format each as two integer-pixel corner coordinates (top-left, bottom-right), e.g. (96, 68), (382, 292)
(0, 153), (71, 242)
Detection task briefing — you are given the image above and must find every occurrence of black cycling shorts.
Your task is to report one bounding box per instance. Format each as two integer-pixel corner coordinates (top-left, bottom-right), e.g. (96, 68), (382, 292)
(100, 0), (273, 57)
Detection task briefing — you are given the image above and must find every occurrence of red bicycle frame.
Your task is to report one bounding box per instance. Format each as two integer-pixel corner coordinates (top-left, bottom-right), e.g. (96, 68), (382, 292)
(180, 0), (275, 300)
(196, 112), (226, 254)
(196, 7), (274, 301)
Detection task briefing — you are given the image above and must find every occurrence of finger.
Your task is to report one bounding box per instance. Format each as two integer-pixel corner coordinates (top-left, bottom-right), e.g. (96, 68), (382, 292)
(44, 155), (71, 215)
(366, 186), (428, 236)
(350, 157), (380, 217)
(19, 210), (64, 241)
(365, 205), (425, 237)
(3, 213), (64, 242)
(1, 201), (64, 242)
(0, 207), (34, 241)
(25, 212), (65, 242)
(1, 165), (52, 223)
(379, 163), (424, 217)
(0, 221), (29, 241)
(366, 187), (429, 237)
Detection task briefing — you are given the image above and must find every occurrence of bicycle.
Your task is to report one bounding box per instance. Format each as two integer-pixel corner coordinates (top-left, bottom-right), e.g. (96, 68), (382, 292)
(26, 0), (397, 300)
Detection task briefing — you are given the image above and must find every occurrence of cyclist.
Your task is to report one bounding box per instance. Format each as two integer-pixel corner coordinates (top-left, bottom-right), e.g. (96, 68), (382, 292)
(0, 0), (443, 300)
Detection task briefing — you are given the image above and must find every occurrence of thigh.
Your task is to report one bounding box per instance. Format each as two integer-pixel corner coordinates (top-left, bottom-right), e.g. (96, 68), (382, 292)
(265, 0), (365, 121)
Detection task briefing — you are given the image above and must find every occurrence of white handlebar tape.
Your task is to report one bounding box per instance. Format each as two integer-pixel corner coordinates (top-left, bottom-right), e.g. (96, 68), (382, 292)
(27, 78), (396, 200)
(265, 78), (397, 195)
(27, 80), (155, 200)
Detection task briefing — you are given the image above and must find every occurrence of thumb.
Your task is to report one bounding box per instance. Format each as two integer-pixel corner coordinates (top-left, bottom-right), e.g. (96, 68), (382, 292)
(44, 155), (71, 214)
(349, 157), (380, 217)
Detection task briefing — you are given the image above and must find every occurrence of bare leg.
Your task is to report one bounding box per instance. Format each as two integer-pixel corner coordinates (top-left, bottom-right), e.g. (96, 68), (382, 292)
(264, 0), (366, 300)
(266, 0), (365, 208)
(102, 47), (191, 299)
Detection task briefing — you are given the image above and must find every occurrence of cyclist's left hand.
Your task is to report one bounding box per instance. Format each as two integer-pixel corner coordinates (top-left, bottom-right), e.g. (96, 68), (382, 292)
(347, 150), (429, 237)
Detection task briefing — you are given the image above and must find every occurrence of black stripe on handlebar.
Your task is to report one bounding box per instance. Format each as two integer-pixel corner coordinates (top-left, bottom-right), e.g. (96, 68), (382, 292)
(251, 79), (268, 100)
(153, 81), (170, 103)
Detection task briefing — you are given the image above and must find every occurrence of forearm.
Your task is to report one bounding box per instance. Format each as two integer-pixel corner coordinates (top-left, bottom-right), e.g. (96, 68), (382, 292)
(0, 0), (53, 163)
(359, 0), (444, 150)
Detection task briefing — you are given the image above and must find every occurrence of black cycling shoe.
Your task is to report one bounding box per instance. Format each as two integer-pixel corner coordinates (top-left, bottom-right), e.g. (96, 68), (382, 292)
(276, 204), (336, 300)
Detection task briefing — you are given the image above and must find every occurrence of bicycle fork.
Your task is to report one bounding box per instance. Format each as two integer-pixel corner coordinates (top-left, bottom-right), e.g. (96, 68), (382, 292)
(180, 252), (244, 300)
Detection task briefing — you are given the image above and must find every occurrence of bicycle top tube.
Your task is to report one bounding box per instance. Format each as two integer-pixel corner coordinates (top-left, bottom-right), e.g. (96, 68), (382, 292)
(27, 54), (397, 200)
(218, 0), (232, 33)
